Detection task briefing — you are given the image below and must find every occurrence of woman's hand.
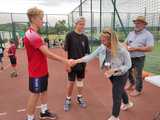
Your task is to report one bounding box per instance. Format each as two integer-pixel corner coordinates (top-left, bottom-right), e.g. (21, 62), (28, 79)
(104, 69), (115, 78)
(104, 68), (120, 78)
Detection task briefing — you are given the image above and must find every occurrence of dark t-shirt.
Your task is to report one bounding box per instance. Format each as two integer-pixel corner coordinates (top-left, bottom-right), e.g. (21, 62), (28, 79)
(64, 31), (90, 71)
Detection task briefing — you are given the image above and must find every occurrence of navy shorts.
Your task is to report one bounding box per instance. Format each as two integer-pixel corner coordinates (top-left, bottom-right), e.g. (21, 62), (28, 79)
(0, 57), (2, 63)
(29, 74), (48, 93)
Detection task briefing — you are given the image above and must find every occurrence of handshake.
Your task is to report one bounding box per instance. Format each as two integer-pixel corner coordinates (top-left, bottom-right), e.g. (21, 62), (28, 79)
(68, 59), (79, 67)
(65, 59), (80, 72)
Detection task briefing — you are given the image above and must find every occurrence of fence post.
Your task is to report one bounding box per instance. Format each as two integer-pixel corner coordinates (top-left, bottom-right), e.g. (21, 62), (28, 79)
(100, 0), (102, 32)
(45, 14), (48, 38)
(10, 13), (17, 42)
(111, 0), (127, 37)
(113, 0), (116, 30)
(80, 0), (83, 16)
(90, 0), (93, 51)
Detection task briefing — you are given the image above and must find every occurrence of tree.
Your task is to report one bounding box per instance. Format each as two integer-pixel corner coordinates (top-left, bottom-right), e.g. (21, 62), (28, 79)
(54, 20), (68, 34)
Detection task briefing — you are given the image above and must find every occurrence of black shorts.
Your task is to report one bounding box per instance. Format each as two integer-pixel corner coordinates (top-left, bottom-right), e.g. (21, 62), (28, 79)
(9, 56), (17, 65)
(68, 69), (85, 82)
(29, 74), (48, 93)
(0, 56), (2, 63)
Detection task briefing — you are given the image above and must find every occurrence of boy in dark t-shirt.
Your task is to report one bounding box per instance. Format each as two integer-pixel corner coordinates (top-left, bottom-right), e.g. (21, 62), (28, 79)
(64, 16), (90, 112)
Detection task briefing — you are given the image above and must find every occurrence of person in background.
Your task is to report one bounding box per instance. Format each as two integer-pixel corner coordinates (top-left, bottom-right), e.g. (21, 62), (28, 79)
(8, 40), (18, 77)
(124, 16), (154, 97)
(44, 37), (50, 48)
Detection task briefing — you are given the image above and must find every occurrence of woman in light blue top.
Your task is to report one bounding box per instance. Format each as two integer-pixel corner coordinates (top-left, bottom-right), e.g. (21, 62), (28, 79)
(74, 28), (134, 120)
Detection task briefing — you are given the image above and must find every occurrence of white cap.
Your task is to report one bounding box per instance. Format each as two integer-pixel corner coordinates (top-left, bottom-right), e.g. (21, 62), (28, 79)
(74, 16), (86, 24)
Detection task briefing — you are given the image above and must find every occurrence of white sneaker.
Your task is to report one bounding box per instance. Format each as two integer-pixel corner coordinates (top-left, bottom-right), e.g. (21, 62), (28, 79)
(121, 101), (134, 111)
(108, 116), (120, 120)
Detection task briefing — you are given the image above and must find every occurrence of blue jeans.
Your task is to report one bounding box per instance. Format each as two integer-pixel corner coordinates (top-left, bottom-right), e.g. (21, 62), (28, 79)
(110, 72), (129, 117)
(129, 56), (145, 92)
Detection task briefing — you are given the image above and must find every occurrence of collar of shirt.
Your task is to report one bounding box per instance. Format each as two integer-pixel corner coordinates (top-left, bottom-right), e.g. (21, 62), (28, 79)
(134, 28), (146, 35)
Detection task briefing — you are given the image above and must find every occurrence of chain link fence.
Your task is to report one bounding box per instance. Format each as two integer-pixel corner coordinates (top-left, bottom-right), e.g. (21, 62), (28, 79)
(68, 0), (160, 47)
(0, 13), (68, 48)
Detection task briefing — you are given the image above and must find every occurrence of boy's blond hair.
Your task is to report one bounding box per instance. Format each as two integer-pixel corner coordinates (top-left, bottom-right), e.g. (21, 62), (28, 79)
(27, 7), (44, 22)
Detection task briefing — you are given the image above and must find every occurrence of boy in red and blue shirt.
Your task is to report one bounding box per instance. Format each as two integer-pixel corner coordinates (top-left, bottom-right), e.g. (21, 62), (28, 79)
(24, 7), (74, 120)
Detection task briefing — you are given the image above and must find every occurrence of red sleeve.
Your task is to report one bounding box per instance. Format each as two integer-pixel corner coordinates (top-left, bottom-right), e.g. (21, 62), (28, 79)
(29, 33), (43, 49)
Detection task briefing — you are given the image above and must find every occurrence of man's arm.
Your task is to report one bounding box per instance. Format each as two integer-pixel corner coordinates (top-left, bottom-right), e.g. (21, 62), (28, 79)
(128, 46), (153, 52)
(39, 45), (69, 65)
(63, 50), (72, 72)
(63, 33), (73, 72)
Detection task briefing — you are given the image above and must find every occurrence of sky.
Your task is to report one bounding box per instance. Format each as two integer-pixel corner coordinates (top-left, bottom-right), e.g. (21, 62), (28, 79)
(0, 0), (141, 14)
(0, 0), (80, 14)
(0, 0), (148, 26)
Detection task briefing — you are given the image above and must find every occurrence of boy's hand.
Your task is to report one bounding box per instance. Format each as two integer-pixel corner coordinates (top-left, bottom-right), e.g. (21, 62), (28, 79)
(65, 64), (71, 72)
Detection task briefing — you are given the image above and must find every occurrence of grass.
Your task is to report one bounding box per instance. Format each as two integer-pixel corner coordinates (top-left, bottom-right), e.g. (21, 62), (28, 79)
(48, 34), (65, 41)
(144, 41), (160, 74)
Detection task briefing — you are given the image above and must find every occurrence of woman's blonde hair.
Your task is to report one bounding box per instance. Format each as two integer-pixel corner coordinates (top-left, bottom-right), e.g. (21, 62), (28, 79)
(27, 7), (44, 22)
(101, 27), (120, 57)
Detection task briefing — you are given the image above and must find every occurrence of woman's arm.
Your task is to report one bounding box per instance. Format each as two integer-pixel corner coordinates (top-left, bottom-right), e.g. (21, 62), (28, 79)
(76, 45), (104, 64)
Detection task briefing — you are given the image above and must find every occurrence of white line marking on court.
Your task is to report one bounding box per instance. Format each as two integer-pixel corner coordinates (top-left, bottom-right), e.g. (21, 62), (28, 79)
(16, 106), (41, 113)
(0, 112), (7, 116)
(36, 105), (41, 109)
(17, 109), (26, 112)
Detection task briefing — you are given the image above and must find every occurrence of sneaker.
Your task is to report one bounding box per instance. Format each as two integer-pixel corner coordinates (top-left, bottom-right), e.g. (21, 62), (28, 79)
(121, 101), (134, 111)
(10, 71), (18, 78)
(39, 110), (57, 120)
(64, 98), (72, 112)
(108, 116), (120, 120)
(77, 96), (87, 108)
(129, 90), (141, 97)
(10, 72), (15, 78)
(13, 71), (18, 77)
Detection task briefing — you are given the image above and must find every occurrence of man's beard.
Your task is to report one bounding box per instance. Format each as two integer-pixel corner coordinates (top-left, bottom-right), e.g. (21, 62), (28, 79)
(134, 27), (143, 32)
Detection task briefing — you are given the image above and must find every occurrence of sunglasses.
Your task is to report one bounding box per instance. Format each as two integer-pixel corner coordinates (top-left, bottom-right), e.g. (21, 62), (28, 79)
(103, 31), (111, 36)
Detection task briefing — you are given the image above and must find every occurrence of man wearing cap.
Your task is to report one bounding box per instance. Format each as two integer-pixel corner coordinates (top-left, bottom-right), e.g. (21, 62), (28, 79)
(125, 16), (154, 97)
(63, 16), (90, 112)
